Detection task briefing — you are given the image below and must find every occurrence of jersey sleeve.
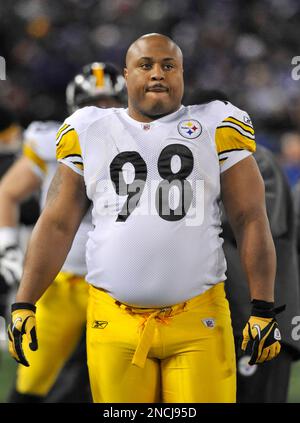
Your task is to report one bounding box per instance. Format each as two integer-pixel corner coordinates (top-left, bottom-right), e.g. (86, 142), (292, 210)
(56, 122), (84, 176)
(56, 106), (111, 176)
(23, 121), (59, 179)
(23, 142), (47, 179)
(215, 104), (256, 173)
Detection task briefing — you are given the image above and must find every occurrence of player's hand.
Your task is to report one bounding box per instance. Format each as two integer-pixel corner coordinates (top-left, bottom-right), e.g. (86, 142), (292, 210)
(0, 228), (23, 290)
(241, 300), (285, 365)
(7, 303), (38, 367)
(0, 245), (23, 286)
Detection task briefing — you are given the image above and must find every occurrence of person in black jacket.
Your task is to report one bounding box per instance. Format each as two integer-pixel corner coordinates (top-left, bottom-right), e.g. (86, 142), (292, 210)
(224, 144), (300, 402)
(187, 89), (300, 402)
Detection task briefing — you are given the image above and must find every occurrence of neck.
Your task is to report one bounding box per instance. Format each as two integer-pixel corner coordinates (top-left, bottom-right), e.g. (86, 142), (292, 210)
(127, 104), (181, 123)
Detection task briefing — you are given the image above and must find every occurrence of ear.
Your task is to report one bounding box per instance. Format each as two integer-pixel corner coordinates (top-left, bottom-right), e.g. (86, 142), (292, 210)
(124, 68), (128, 81)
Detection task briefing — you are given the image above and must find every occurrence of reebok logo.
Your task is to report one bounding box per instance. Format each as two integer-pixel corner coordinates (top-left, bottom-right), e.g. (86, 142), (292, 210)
(252, 324), (261, 340)
(92, 320), (108, 329)
(12, 317), (22, 332)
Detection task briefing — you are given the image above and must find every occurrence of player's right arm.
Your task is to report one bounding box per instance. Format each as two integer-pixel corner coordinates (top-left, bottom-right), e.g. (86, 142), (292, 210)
(0, 156), (41, 227)
(0, 121), (58, 290)
(15, 163), (89, 304)
(8, 163), (89, 366)
(0, 157), (41, 289)
(8, 111), (93, 366)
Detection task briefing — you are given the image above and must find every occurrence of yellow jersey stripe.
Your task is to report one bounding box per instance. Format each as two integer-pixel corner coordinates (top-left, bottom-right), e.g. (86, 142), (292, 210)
(73, 162), (84, 171)
(215, 126), (256, 155)
(56, 127), (76, 147)
(23, 145), (47, 173)
(56, 127), (83, 165)
(55, 123), (70, 140)
(218, 124), (255, 141)
(223, 116), (254, 135)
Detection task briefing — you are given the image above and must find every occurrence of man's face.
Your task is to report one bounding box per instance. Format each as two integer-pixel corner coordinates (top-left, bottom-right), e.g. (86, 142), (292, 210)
(124, 37), (184, 121)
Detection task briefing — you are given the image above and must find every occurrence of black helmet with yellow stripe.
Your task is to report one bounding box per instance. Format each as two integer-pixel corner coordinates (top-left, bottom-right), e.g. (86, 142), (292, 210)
(66, 62), (127, 113)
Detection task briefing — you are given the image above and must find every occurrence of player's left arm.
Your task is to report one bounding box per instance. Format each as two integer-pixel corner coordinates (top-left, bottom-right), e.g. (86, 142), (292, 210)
(221, 155), (275, 301)
(221, 155), (283, 364)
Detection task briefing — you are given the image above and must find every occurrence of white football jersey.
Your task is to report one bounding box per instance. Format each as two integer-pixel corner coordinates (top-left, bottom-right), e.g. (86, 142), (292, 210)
(56, 101), (256, 306)
(23, 121), (92, 276)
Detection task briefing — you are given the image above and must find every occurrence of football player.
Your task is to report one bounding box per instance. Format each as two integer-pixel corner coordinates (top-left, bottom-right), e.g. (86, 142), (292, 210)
(1, 62), (126, 402)
(8, 34), (282, 402)
(0, 106), (39, 321)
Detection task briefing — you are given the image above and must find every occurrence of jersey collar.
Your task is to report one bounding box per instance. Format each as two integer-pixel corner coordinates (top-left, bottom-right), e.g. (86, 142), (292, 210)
(119, 105), (185, 129)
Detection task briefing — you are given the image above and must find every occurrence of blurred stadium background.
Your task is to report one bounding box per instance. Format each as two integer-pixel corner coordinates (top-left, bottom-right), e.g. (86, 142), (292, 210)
(1, 0), (300, 403)
(1, 0), (300, 137)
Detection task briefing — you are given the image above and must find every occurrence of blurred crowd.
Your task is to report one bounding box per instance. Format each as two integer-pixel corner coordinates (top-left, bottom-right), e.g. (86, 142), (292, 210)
(1, 0), (300, 183)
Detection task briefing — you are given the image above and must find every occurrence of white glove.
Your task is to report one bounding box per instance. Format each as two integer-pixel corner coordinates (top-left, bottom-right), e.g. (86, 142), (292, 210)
(0, 227), (23, 287)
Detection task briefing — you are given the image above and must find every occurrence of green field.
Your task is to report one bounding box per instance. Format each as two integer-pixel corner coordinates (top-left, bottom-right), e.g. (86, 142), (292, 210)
(287, 360), (300, 402)
(0, 351), (17, 403)
(0, 351), (299, 403)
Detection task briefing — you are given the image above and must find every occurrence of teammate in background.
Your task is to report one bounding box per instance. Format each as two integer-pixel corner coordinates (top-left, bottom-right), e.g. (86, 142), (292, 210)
(1, 63), (126, 402)
(0, 106), (39, 322)
(280, 132), (300, 188)
(8, 34), (283, 403)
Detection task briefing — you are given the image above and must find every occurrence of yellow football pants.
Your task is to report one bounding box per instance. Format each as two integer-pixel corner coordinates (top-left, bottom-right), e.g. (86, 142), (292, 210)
(87, 282), (236, 403)
(16, 271), (88, 396)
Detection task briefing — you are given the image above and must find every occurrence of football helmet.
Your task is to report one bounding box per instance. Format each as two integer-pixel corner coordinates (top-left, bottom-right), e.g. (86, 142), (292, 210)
(66, 62), (127, 113)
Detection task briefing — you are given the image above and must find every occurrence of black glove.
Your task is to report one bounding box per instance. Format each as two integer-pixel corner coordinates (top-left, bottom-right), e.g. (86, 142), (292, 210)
(7, 302), (38, 367)
(241, 299), (285, 365)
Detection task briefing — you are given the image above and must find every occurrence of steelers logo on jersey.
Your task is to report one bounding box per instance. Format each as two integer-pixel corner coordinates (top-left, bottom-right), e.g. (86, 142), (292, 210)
(178, 119), (202, 139)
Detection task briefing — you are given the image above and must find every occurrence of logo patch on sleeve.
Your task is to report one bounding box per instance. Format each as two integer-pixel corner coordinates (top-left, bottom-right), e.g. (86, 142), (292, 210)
(243, 115), (253, 126)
